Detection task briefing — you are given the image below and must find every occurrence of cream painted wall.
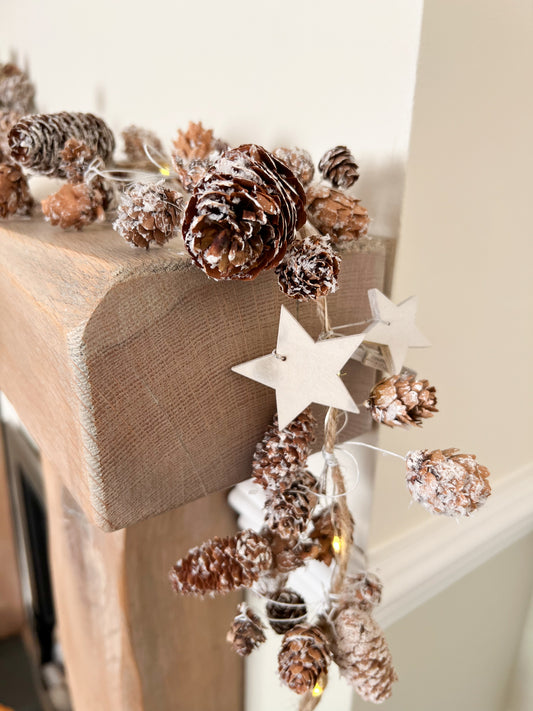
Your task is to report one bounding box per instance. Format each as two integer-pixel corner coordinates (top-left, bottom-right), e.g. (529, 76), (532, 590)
(370, 0), (533, 546)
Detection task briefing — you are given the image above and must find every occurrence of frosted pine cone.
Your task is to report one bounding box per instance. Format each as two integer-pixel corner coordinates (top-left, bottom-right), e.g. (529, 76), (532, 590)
(406, 448), (491, 517)
(273, 147), (314, 187)
(0, 163), (33, 218)
(266, 589), (307, 634)
(333, 605), (397, 703)
(306, 185), (369, 244)
(59, 139), (98, 184)
(0, 111), (20, 163)
(342, 573), (383, 611)
(276, 231), (340, 301)
(226, 603), (266, 656)
(264, 481), (318, 542)
(182, 144), (306, 280)
(9, 112), (115, 177)
(366, 374), (438, 428)
(318, 146), (359, 189)
(278, 624), (331, 695)
(252, 409), (317, 491)
(266, 531), (308, 574)
(113, 182), (183, 249)
(41, 181), (108, 230)
(171, 121), (228, 191)
(121, 125), (164, 168)
(169, 529), (273, 596)
(0, 63), (36, 114)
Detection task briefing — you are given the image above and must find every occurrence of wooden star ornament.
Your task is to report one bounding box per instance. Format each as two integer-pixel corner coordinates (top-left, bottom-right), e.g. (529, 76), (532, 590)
(232, 306), (364, 429)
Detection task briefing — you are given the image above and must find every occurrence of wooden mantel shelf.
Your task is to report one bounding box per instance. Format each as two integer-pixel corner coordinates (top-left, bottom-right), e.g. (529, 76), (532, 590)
(0, 219), (386, 531)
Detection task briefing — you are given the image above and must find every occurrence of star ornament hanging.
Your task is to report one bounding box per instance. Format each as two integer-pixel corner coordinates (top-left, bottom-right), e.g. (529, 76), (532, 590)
(232, 306), (364, 429)
(362, 289), (431, 374)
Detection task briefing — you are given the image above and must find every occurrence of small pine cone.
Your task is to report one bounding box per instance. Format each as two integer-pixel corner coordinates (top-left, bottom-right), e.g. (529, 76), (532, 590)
(169, 529), (273, 596)
(306, 184), (369, 244)
(41, 181), (107, 230)
(226, 603), (266, 656)
(273, 147), (314, 187)
(0, 163), (33, 218)
(406, 448), (491, 517)
(342, 573), (383, 611)
(276, 231), (340, 301)
(333, 605), (397, 703)
(0, 63), (36, 114)
(266, 531), (308, 574)
(252, 409), (317, 491)
(59, 139), (98, 184)
(9, 112), (115, 177)
(121, 125), (164, 167)
(0, 111), (20, 163)
(308, 506), (338, 566)
(318, 146), (359, 189)
(113, 182), (183, 249)
(182, 144), (306, 280)
(366, 374), (438, 428)
(264, 481), (318, 542)
(278, 624), (331, 695)
(266, 589), (307, 634)
(172, 121), (227, 162)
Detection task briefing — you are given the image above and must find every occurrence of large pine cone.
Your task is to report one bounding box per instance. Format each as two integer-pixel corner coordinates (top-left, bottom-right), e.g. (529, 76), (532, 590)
(333, 605), (397, 703)
(0, 163), (33, 218)
(252, 409), (317, 491)
(226, 603), (266, 656)
(273, 147), (315, 187)
(264, 480), (317, 542)
(113, 182), (183, 249)
(0, 63), (36, 114)
(318, 145), (359, 189)
(182, 144), (306, 280)
(366, 374), (438, 428)
(406, 448), (491, 517)
(276, 231), (340, 302)
(306, 184), (369, 243)
(266, 588), (307, 634)
(169, 529), (273, 596)
(9, 112), (115, 177)
(278, 624), (331, 695)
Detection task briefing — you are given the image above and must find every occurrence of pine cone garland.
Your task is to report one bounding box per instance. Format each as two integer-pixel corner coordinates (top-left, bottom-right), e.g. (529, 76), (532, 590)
(169, 529), (273, 596)
(41, 181), (107, 230)
(0, 163), (33, 218)
(306, 185), (369, 244)
(278, 624), (331, 695)
(333, 605), (397, 703)
(226, 603), (266, 656)
(121, 125), (164, 168)
(182, 144), (306, 280)
(0, 63), (36, 114)
(276, 231), (340, 301)
(406, 448), (491, 517)
(273, 147), (315, 187)
(9, 112), (115, 177)
(366, 374), (438, 428)
(252, 409), (317, 491)
(266, 589), (307, 634)
(264, 481), (318, 542)
(113, 182), (183, 249)
(318, 146), (359, 189)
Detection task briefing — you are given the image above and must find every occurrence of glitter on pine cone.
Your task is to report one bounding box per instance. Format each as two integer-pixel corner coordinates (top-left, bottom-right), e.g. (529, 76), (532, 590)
(0, 163), (33, 218)
(266, 588), (307, 634)
(406, 448), (491, 517)
(306, 184), (369, 244)
(113, 182), (183, 249)
(252, 409), (317, 491)
(226, 603), (266, 656)
(41, 181), (108, 231)
(278, 624), (331, 695)
(264, 480), (318, 542)
(318, 146), (359, 189)
(333, 605), (397, 704)
(276, 231), (340, 302)
(121, 125), (164, 168)
(366, 374), (438, 428)
(0, 63), (36, 114)
(273, 147), (315, 187)
(169, 529), (273, 596)
(9, 112), (115, 178)
(182, 144), (306, 280)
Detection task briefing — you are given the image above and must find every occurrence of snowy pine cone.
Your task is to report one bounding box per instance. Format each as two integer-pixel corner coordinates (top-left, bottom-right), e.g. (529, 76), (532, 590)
(276, 231), (340, 301)
(273, 147), (315, 187)
(278, 624), (331, 695)
(226, 603), (266, 656)
(0, 63), (36, 114)
(318, 145), (359, 189)
(366, 374), (438, 428)
(0, 163), (33, 218)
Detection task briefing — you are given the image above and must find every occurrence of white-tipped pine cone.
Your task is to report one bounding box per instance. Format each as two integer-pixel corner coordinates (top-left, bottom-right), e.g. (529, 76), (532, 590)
(278, 624), (331, 695)
(273, 147), (315, 187)
(318, 145), (359, 189)
(276, 232), (340, 301)
(366, 374), (438, 427)
(226, 603), (266, 656)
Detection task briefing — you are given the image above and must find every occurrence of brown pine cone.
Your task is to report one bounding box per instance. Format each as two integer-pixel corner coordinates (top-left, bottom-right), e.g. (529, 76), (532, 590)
(113, 182), (183, 249)
(341, 573), (383, 611)
(59, 139), (98, 184)
(318, 146), (359, 189)
(121, 125), (164, 168)
(266, 589), (307, 634)
(306, 185), (369, 244)
(0, 111), (20, 163)
(307, 506), (338, 566)
(169, 529), (273, 596)
(273, 147), (314, 187)
(276, 231), (340, 301)
(264, 480), (318, 542)
(226, 603), (266, 656)
(0, 63), (36, 114)
(41, 181), (108, 230)
(366, 374), (438, 428)
(171, 121), (229, 192)
(278, 624), (331, 695)
(9, 112), (115, 177)
(333, 605), (397, 703)
(252, 409), (317, 491)
(406, 448), (491, 517)
(182, 144), (306, 280)
(265, 531), (308, 574)
(0, 163), (33, 218)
